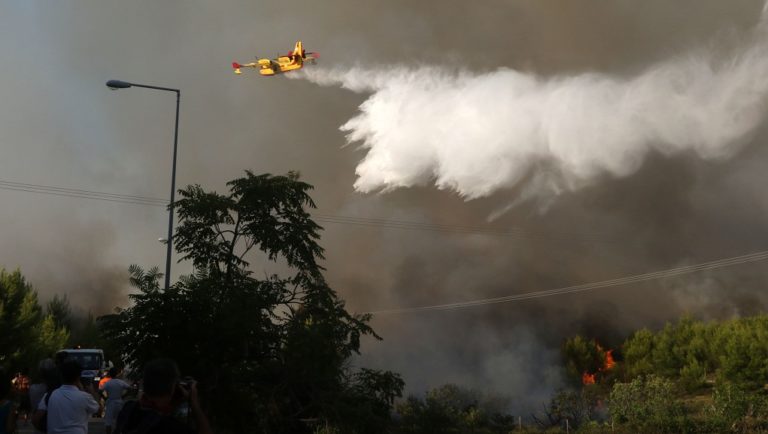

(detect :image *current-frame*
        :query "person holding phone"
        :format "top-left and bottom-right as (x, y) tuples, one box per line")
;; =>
(38, 360), (100, 434)
(114, 359), (212, 434)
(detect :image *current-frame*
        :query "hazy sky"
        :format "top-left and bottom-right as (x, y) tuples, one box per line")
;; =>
(2, 0), (768, 411)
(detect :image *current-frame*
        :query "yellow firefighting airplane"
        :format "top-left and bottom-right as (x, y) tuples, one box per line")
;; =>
(232, 41), (318, 76)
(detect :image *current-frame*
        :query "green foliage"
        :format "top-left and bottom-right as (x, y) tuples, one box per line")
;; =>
(396, 394), (452, 433)
(0, 269), (69, 371)
(40, 294), (116, 367)
(700, 381), (768, 432)
(395, 384), (516, 434)
(313, 425), (341, 434)
(563, 336), (606, 384)
(619, 315), (768, 390)
(679, 358), (707, 392)
(561, 316), (768, 432)
(332, 368), (405, 433)
(46, 294), (72, 331)
(623, 316), (715, 385)
(706, 382), (751, 431)
(609, 375), (688, 433)
(622, 328), (655, 378)
(532, 389), (598, 431)
(714, 317), (768, 387)
(0, 269), (42, 368)
(100, 172), (402, 434)
(34, 314), (69, 364)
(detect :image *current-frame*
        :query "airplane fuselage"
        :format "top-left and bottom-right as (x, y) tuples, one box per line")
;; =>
(258, 55), (303, 76)
(233, 41), (316, 76)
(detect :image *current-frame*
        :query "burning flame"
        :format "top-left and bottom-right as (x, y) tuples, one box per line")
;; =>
(582, 344), (614, 385)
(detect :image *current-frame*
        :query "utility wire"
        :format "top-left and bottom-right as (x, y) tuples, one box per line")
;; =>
(0, 180), (167, 206)
(0, 178), (612, 244)
(365, 250), (768, 315)
(0, 180), (167, 203)
(6, 178), (762, 314)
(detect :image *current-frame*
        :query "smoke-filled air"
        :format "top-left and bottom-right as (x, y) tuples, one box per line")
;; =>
(299, 12), (768, 203)
(5, 0), (768, 432)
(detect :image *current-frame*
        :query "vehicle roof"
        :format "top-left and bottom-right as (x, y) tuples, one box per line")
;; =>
(56, 349), (104, 354)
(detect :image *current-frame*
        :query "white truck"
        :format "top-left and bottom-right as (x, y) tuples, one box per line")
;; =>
(55, 348), (110, 386)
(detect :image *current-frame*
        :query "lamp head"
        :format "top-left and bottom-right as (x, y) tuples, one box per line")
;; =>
(106, 80), (132, 90)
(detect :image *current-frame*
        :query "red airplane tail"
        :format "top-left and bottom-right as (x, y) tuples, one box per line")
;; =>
(232, 62), (243, 74)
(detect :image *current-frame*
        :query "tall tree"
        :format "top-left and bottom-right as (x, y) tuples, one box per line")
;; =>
(0, 269), (42, 369)
(101, 171), (402, 433)
(563, 335), (606, 384)
(0, 269), (68, 371)
(46, 294), (72, 331)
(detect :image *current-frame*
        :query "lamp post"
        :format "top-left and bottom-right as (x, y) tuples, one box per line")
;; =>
(106, 79), (180, 291)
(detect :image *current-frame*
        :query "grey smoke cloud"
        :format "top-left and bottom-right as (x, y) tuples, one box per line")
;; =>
(2, 0), (768, 413)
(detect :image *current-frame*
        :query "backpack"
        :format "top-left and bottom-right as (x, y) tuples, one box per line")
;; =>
(31, 391), (54, 433)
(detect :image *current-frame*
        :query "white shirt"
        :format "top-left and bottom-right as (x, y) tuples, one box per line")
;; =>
(39, 385), (99, 434)
(100, 378), (130, 403)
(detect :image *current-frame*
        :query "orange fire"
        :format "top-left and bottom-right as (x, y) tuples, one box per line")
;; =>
(582, 344), (614, 385)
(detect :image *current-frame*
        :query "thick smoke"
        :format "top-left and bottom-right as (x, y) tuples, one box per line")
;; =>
(299, 13), (768, 203)
(296, 2), (768, 413)
(3, 0), (768, 417)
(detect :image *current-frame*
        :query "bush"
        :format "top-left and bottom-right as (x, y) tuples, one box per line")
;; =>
(395, 384), (516, 434)
(700, 381), (768, 432)
(679, 359), (707, 392)
(532, 389), (598, 431)
(609, 375), (688, 433)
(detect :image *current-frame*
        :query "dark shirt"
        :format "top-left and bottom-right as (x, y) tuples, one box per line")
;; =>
(115, 400), (194, 434)
(0, 400), (12, 434)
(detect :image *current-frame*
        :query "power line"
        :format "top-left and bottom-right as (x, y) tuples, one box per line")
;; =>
(7, 178), (761, 314)
(0, 178), (613, 244)
(365, 250), (768, 315)
(0, 180), (167, 203)
(0, 180), (167, 207)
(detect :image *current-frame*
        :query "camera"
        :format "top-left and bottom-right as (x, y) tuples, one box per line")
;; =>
(178, 376), (195, 388)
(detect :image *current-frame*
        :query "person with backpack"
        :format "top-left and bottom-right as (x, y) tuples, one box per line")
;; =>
(29, 359), (59, 434)
(114, 359), (212, 434)
(36, 360), (100, 434)
(29, 359), (56, 425)
(31, 361), (62, 433)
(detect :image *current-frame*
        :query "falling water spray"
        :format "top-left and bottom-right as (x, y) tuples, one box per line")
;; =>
(297, 6), (768, 204)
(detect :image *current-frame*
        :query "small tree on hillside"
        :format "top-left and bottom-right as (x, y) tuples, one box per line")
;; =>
(609, 375), (688, 433)
(563, 335), (607, 384)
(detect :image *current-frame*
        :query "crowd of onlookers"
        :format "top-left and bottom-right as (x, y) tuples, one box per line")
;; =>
(0, 358), (211, 434)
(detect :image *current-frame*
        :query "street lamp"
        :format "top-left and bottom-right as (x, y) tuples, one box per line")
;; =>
(106, 79), (180, 291)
